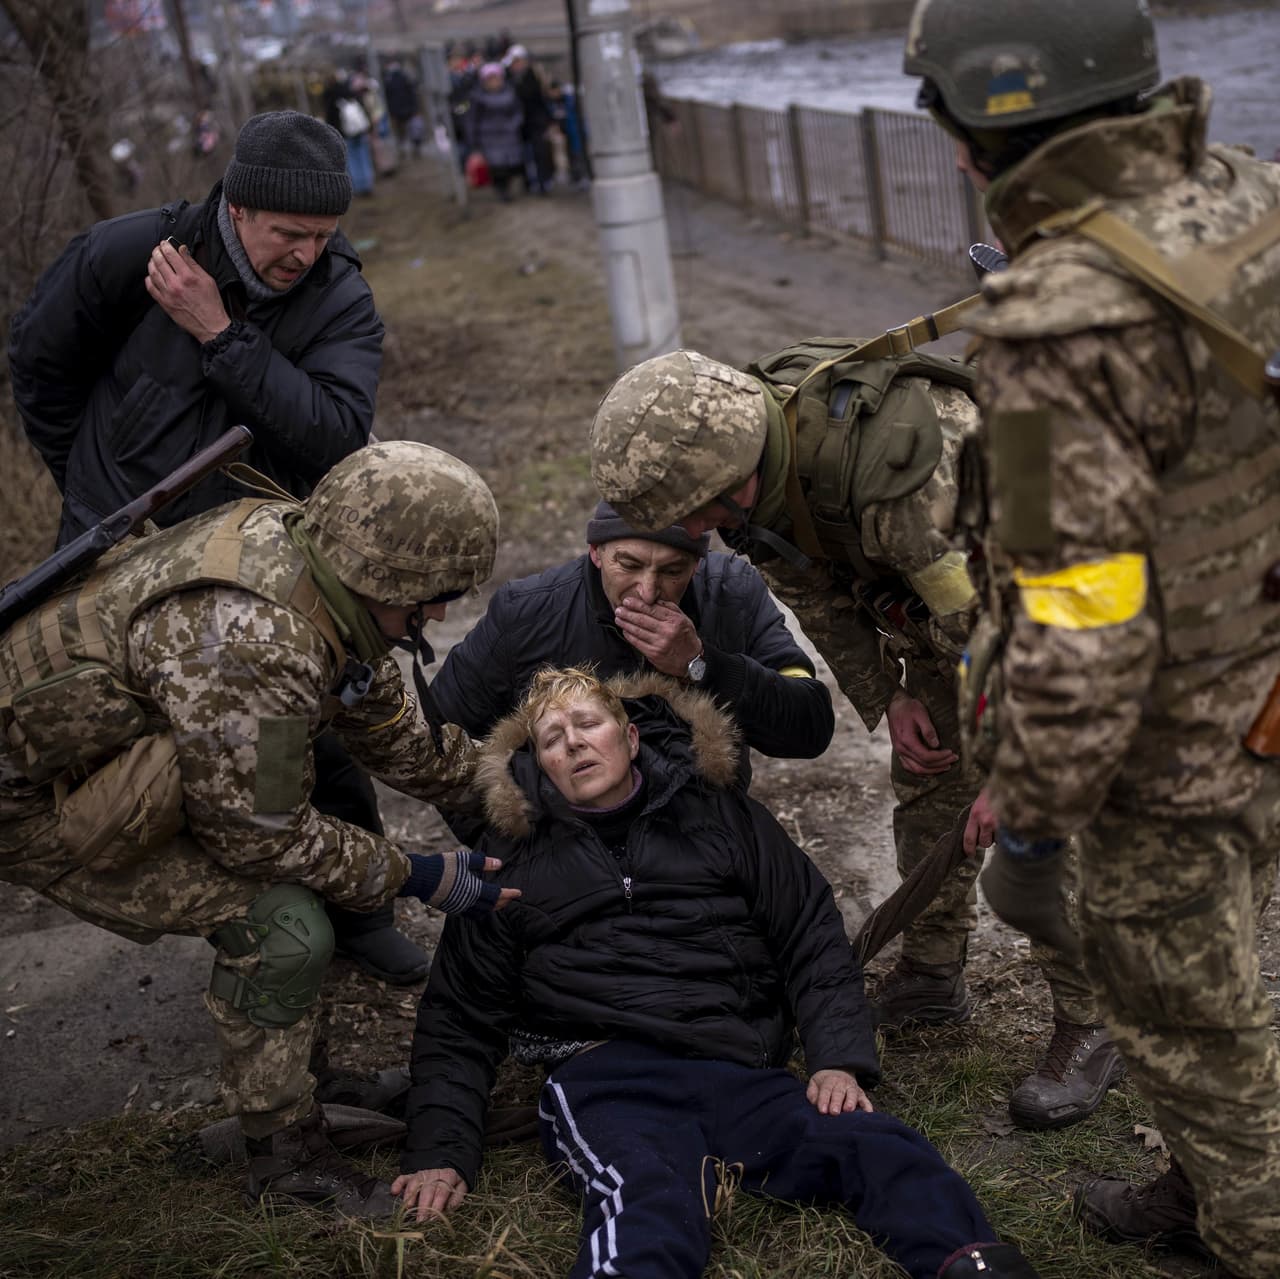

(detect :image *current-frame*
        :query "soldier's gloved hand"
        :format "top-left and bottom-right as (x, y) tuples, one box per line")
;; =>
(979, 830), (1080, 961)
(398, 850), (521, 918)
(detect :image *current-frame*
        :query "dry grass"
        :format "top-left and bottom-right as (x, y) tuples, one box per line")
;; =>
(0, 1023), (1189, 1279)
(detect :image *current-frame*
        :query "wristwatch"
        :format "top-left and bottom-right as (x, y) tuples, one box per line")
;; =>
(686, 647), (707, 683)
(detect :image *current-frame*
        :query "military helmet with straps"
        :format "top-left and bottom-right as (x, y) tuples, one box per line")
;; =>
(589, 349), (768, 531)
(903, 0), (1159, 132)
(302, 441), (498, 607)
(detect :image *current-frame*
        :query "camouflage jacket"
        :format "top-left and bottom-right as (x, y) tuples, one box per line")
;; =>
(964, 78), (1280, 835)
(753, 386), (979, 730)
(0, 501), (476, 906)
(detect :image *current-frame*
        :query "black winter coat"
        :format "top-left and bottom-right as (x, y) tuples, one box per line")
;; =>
(429, 551), (834, 758)
(9, 181), (383, 543)
(511, 67), (552, 140)
(402, 675), (879, 1184)
(383, 67), (419, 121)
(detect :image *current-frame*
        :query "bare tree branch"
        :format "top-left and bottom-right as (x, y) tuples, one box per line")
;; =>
(0, 0), (115, 220)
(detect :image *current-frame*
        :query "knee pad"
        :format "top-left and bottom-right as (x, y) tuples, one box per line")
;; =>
(209, 885), (334, 1029)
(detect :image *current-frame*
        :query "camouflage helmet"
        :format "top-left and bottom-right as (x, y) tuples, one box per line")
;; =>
(903, 0), (1159, 131)
(302, 441), (498, 605)
(588, 349), (768, 531)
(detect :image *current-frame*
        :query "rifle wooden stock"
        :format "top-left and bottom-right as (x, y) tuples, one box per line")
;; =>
(1245, 673), (1280, 759)
(0, 425), (253, 635)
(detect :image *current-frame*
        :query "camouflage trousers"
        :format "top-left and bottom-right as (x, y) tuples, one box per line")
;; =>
(1078, 771), (1280, 1279)
(0, 783), (318, 1140)
(892, 661), (1097, 1022)
(761, 566), (1094, 1018)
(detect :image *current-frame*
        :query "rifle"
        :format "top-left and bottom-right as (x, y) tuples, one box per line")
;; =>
(0, 425), (253, 635)
(969, 242), (1009, 279)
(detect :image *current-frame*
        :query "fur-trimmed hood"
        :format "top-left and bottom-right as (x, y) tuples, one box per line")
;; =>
(476, 672), (741, 838)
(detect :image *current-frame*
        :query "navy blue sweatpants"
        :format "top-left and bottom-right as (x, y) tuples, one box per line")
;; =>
(538, 1042), (993, 1279)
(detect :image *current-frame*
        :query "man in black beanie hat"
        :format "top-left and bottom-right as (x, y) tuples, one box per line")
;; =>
(9, 111), (432, 988)
(431, 498), (835, 838)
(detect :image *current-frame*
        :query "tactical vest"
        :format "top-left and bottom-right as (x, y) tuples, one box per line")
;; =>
(0, 499), (343, 783)
(747, 343), (977, 582)
(989, 145), (1280, 667)
(1099, 155), (1280, 665)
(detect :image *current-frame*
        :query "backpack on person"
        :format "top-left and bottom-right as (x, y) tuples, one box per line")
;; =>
(745, 339), (977, 571)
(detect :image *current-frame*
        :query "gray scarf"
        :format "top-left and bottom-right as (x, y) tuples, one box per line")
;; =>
(217, 194), (312, 303)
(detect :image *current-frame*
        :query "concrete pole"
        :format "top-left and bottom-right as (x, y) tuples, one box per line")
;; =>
(569, 0), (681, 371)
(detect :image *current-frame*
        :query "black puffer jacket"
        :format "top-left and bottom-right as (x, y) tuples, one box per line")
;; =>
(430, 551), (833, 758)
(402, 674), (879, 1184)
(9, 181), (383, 543)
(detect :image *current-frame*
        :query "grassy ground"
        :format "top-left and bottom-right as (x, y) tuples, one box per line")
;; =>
(0, 1022), (1176, 1279)
(0, 161), (1229, 1278)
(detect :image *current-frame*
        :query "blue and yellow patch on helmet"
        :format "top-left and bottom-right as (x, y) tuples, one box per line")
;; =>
(985, 70), (1035, 117)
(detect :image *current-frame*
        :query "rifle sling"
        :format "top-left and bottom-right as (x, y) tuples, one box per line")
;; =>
(1038, 202), (1278, 400)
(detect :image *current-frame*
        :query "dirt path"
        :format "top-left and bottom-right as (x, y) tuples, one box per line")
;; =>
(2, 162), (1276, 1190)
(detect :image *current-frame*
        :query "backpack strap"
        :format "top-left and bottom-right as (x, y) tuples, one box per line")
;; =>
(787, 293), (982, 404)
(1038, 199), (1280, 400)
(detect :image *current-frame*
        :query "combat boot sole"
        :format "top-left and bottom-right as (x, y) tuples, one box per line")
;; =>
(244, 1165), (398, 1219)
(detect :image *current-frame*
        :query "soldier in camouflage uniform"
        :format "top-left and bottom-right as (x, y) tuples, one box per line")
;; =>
(588, 348), (1116, 1131)
(0, 441), (518, 1216)
(906, 1), (1280, 1274)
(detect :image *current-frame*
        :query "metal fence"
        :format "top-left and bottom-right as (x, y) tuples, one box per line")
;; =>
(654, 95), (988, 273)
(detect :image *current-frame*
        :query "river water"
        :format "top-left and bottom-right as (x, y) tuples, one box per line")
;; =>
(655, 7), (1279, 158)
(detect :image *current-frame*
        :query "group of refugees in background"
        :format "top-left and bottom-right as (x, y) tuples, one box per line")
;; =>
(449, 38), (587, 201)
(321, 64), (423, 199)
(312, 37), (586, 206)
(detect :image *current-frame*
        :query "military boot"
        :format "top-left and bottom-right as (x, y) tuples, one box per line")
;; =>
(939, 1242), (1042, 1278)
(871, 959), (970, 1030)
(1008, 1020), (1125, 1129)
(1074, 1161), (1217, 1262)
(334, 924), (431, 985)
(244, 1105), (397, 1217)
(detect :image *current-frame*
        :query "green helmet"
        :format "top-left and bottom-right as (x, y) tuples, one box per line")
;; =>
(302, 441), (498, 605)
(903, 0), (1159, 131)
(588, 349), (768, 531)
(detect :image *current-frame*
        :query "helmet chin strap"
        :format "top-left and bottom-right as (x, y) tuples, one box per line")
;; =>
(401, 606), (446, 749)
(715, 491), (812, 571)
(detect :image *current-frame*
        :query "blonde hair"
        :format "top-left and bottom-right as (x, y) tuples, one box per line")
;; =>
(517, 665), (630, 742)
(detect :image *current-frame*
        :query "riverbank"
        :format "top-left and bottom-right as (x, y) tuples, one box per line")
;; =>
(656, 7), (1278, 158)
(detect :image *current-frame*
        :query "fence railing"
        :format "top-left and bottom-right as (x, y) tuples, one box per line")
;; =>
(654, 95), (989, 273)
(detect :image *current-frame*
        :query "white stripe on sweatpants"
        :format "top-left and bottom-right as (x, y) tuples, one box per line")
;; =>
(547, 1081), (626, 1278)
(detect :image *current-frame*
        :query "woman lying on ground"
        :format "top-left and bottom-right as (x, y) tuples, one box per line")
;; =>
(393, 665), (1040, 1279)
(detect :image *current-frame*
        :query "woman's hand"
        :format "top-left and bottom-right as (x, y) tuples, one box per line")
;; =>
(390, 1167), (469, 1220)
(806, 1069), (874, 1116)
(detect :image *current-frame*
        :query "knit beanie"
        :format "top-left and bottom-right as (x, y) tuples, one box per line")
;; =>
(586, 500), (710, 558)
(223, 111), (351, 216)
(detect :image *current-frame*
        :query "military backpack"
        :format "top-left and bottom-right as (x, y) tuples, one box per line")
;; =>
(746, 340), (977, 582)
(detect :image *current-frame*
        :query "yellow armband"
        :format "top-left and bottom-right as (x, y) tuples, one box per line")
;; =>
(907, 550), (978, 617)
(1014, 554), (1147, 630)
